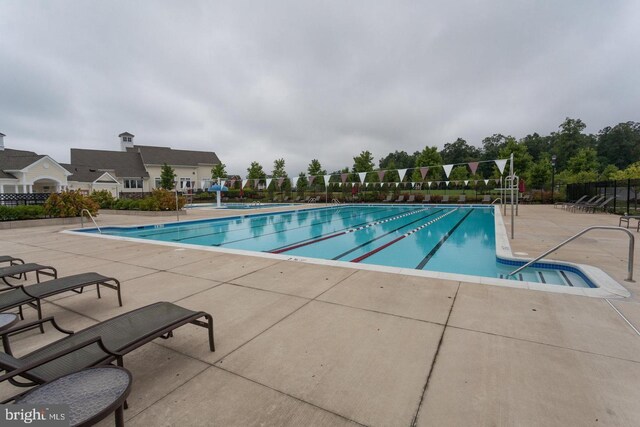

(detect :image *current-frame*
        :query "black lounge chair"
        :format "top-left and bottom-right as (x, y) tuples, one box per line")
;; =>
(0, 272), (122, 331)
(0, 263), (57, 286)
(406, 195), (415, 203)
(0, 302), (215, 387)
(0, 256), (24, 266)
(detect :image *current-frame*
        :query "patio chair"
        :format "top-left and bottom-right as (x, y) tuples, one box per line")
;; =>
(422, 195), (431, 204)
(0, 301), (215, 387)
(573, 195), (605, 212)
(0, 272), (122, 331)
(394, 195), (405, 203)
(458, 195), (466, 203)
(520, 194), (531, 204)
(383, 194), (394, 203)
(585, 196), (614, 213)
(619, 214), (640, 230)
(481, 195), (491, 204)
(0, 263), (57, 286)
(293, 196), (302, 202)
(441, 195), (450, 203)
(0, 256), (24, 266)
(568, 195), (602, 212)
(282, 196), (289, 202)
(406, 195), (415, 203)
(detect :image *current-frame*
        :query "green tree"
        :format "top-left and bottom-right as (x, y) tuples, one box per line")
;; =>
(353, 151), (375, 172)
(551, 117), (595, 170)
(411, 146), (443, 181)
(246, 161), (267, 179)
(599, 164), (619, 181)
(613, 161), (640, 180)
(296, 172), (308, 194)
(441, 138), (480, 164)
(272, 158), (288, 178)
(307, 159), (326, 176)
(497, 137), (533, 179)
(566, 147), (599, 175)
(160, 163), (176, 190)
(528, 154), (552, 189)
(596, 122), (640, 170)
(378, 150), (416, 169)
(211, 163), (227, 181)
(520, 133), (551, 162)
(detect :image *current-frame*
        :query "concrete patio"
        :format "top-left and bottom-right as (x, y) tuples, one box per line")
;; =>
(0, 204), (639, 426)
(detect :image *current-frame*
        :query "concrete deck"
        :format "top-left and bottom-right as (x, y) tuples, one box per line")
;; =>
(1, 204), (639, 426)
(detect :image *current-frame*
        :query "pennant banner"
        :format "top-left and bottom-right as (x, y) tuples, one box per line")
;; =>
(242, 179), (249, 188)
(323, 175), (331, 186)
(397, 168), (408, 182)
(495, 178), (501, 184)
(277, 177), (285, 187)
(358, 172), (367, 183)
(338, 182), (342, 187)
(464, 180), (469, 186)
(484, 179), (489, 185)
(427, 181), (432, 188)
(442, 164), (454, 178)
(290, 177), (296, 189)
(445, 181), (450, 186)
(365, 182), (370, 187)
(308, 175), (315, 186)
(254, 179), (260, 187)
(340, 173), (348, 184)
(468, 161), (479, 175)
(495, 159), (508, 174)
(420, 167), (429, 180)
(377, 170), (386, 181)
(265, 178), (273, 189)
(395, 182), (400, 187)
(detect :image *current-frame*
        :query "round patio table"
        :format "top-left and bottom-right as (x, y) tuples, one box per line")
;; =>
(0, 312), (18, 332)
(15, 366), (132, 427)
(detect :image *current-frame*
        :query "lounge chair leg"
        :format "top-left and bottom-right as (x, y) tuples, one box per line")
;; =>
(18, 305), (24, 320)
(206, 314), (215, 352)
(96, 284), (101, 299)
(115, 279), (122, 306)
(37, 301), (44, 334)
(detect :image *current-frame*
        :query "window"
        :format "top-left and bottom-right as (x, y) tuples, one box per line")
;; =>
(154, 178), (162, 188)
(124, 179), (143, 189)
(180, 178), (193, 189)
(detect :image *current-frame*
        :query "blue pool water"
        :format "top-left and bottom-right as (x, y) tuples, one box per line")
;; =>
(78, 205), (593, 287)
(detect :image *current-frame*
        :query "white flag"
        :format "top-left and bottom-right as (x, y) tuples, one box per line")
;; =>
(395, 182), (399, 187)
(442, 164), (454, 178)
(484, 179), (489, 185)
(242, 179), (249, 188)
(323, 175), (331, 186)
(495, 159), (508, 174)
(445, 181), (450, 186)
(464, 180), (469, 186)
(427, 181), (432, 188)
(265, 178), (272, 189)
(397, 168), (408, 182)
(290, 177), (296, 189)
(365, 182), (370, 187)
(358, 172), (367, 183)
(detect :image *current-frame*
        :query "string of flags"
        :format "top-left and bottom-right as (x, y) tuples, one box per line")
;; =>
(224, 158), (510, 190)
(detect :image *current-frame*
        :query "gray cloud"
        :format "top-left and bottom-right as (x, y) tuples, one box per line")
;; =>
(1, 0), (638, 175)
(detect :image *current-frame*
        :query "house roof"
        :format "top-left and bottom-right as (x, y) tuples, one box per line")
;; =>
(0, 148), (45, 173)
(118, 132), (135, 137)
(61, 164), (117, 183)
(127, 145), (220, 166)
(70, 149), (149, 178)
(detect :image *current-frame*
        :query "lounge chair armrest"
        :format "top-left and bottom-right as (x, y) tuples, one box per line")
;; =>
(0, 284), (27, 294)
(0, 335), (119, 384)
(1, 316), (74, 341)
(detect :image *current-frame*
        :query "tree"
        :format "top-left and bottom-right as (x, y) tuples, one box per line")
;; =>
(498, 137), (533, 180)
(272, 158), (288, 178)
(566, 147), (599, 175)
(551, 117), (595, 170)
(246, 161), (266, 179)
(411, 146), (443, 181)
(528, 154), (552, 189)
(296, 172), (308, 194)
(160, 163), (176, 190)
(520, 133), (551, 162)
(599, 164), (619, 181)
(307, 159), (326, 177)
(211, 163), (227, 181)
(378, 151), (416, 169)
(441, 138), (480, 165)
(597, 122), (640, 170)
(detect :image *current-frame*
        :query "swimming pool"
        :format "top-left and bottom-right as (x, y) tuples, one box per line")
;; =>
(76, 205), (598, 288)
(186, 203), (298, 210)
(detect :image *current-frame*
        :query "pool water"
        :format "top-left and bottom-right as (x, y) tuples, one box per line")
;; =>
(187, 203), (297, 209)
(79, 205), (593, 288)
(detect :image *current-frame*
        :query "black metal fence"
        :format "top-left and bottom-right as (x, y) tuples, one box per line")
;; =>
(0, 193), (50, 206)
(566, 179), (639, 214)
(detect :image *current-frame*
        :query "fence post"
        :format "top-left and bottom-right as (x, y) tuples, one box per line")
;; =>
(613, 180), (617, 213)
(627, 179), (631, 214)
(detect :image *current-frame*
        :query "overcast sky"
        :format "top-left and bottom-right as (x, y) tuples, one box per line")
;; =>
(1, 1), (639, 175)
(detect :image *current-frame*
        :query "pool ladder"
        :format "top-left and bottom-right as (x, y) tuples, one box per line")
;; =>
(80, 209), (102, 234)
(507, 226), (635, 282)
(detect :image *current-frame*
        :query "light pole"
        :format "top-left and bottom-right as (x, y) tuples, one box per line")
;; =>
(551, 155), (557, 204)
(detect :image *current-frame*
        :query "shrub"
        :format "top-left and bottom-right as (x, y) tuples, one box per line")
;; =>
(89, 190), (116, 209)
(0, 205), (46, 221)
(151, 189), (186, 210)
(44, 191), (99, 218)
(113, 199), (140, 210)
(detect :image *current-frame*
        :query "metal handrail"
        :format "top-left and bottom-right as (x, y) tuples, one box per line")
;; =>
(508, 226), (635, 282)
(491, 198), (502, 205)
(80, 209), (102, 234)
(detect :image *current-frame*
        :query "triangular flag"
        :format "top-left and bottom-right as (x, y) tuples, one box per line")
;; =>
(338, 182), (342, 187)
(495, 179), (500, 184)
(446, 181), (450, 186)
(420, 167), (429, 180)
(495, 159), (508, 174)
(395, 182), (399, 187)
(464, 180), (469, 186)
(484, 179), (489, 185)
(427, 181), (432, 188)
(291, 177), (296, 189)
(397, 168), (408, 182)
(277, 177), (285, 187)
(358, 172), (367, 183)
(254, 179), (260, 187)
(377, 170), (385, 181)
(468, 162), (479, 175)
(323, 175), (331, 186)
(365, 182), (370, 187)
(265, 178), (273, 189)
(242, 179), (249, 188)
(442, 164), (454, 178)
(308, 176), (315, 185)
(340, 173), (348, 184)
